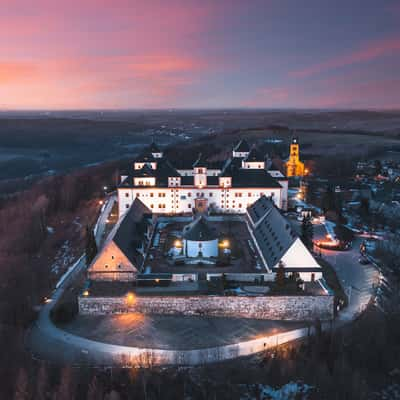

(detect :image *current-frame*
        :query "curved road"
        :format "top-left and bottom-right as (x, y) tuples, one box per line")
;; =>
(313, 224), (379, 321)
(28, 205), (378, 366)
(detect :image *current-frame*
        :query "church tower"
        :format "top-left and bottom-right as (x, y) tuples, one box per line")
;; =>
(285, 137), (305, 177)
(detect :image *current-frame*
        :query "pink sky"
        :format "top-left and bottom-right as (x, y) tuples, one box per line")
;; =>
(1, 0), (400, 109)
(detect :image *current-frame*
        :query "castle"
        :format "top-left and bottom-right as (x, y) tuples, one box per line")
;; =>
(117, 139), (289, 217)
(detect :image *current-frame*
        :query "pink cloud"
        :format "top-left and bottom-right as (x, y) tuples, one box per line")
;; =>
(0, 62), (39, 84)
(290, 37), (400, 78)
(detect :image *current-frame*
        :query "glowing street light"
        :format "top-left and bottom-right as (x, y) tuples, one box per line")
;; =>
(99, 200), (104, 205)
(82, 290), (89, 297)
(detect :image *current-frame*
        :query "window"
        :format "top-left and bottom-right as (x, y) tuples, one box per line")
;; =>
(125, 204), (130, 209)
(150, 193), (154, 197)
(150, 204), (154, 208)
(136, 193), (140, 197)
(238, 203), (242, 208)
(111, 255), (114, 259)
(248, 193), (252, 197)
(188, 204), (192, 208)
(125, 193), (129, 197)
(105, 264), (108, 269)
(209, 193), (213, 197)
(188, 192), (191, 197)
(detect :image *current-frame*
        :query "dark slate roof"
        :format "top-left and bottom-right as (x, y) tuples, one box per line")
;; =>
(149, 141), (161, 153)
(234, 139), (250, 153)
(111, 198), (152, 265)
(245, 147), (265, 162)
(132, 164), (155, 178)
(207, 160), (225, 170)
(119, 157), (180, 188)
(181, 175), (194, 186)
(220, 158), (282, 188)
(247, 194), (275, 225)
(183, 216), (218, 241)
(135, 149), (155, 163)
(248, 196), (298, 268)
(231, 169), (282, 188)
(193, 153), (208, 168)
(207, 176), (219, 186)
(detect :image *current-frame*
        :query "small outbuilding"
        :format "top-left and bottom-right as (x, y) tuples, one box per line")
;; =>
(182, 216), (218, 258)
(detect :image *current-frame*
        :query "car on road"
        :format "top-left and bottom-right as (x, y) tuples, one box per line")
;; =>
(358, 257), (370, 265)
(314, 240), (352, 251)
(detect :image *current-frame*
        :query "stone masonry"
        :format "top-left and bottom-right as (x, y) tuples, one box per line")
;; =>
(79, 294), (334, 321)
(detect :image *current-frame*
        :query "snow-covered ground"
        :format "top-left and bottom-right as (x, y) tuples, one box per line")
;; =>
(240, 382), (313, 400)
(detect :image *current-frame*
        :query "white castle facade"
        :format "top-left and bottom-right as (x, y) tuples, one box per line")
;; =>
(118, 140), (288, 216)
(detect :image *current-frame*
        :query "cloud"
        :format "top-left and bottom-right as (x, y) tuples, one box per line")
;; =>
(0, 62), (39, 83)
(290, 37), (400, 78)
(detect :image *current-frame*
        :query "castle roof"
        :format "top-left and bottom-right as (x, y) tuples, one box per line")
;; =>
(233, 139), (250, 153)
(245, 147), (265, 162)
(193, 153), (208, 168)
(135, 149), (155, 163)
(183, 216), (218, 241)
(149, 141), (161, 153)
(120, 157), (180, 188)
(247, 196), (297, 268)
(96, 198), (152, 267)
(221, 160), (281, 188)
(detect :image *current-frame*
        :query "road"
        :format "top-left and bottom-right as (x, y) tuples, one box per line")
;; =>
(313, 224), (379, 321)
(28, 194), (116, 364)
(28, 204), (379, 366)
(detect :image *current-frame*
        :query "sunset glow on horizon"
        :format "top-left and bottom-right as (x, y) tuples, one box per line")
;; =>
(1, 0), (400, 110)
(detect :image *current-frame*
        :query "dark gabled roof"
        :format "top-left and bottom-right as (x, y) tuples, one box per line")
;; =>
(207, 160), (225, 170)
(156, 158), (180, 182)
(245, 147), (265, 162)
(193, 153), (208, 168)
(231, 169), (282, 188)
(183, 216), (218, 241)
(181, 175), (194, 186)
(132, 164), (156, 178)
(149, 141), (161, 153)
(111, 198), (152, 265)
(135, 149), (155, 163)
(119, 157), (180, 188)
(247, 194), (275, 225)
(234, 139), (250, 153)
(207, 176), (219, 186)
(248, 196), (298, 268)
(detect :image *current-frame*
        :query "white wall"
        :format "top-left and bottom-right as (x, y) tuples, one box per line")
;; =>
(118, 187), (282, 217)
(185, 239), (218, 257)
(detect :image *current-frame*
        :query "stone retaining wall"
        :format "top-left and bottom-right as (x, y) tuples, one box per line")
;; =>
(79, 294), (334, 321)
